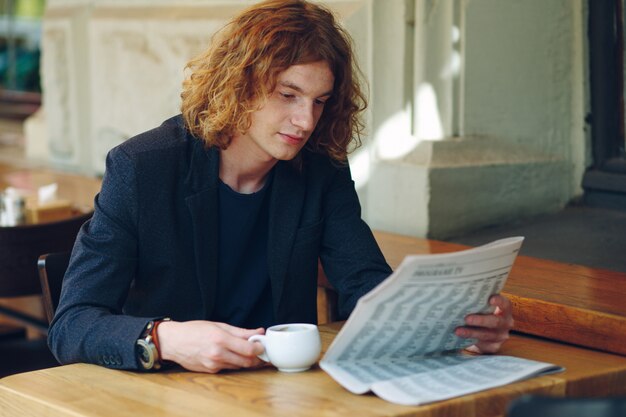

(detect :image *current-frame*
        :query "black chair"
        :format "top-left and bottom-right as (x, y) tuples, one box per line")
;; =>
(0, 250), (74, 377)
(0, 212), (90, 377)
(317, 261), (338, 324)
(508, 395), (626, 417)
(37, 252), (71, 323)
(0, 211), (91, 331)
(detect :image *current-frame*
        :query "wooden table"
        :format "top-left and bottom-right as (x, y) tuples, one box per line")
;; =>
(0, 162), (101, 211)
(0, 322), (625, 417)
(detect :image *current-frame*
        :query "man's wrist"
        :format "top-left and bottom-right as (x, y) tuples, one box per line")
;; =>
(155, 320), (176, 363)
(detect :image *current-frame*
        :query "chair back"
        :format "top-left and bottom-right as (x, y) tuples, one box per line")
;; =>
(37, 252), (71, 323)
(0, 211), (90, 297)
(508, 396), (626, 417)
(317, 261), (338, 324)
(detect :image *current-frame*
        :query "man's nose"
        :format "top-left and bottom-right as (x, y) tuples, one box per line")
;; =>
(291, 103), (316, 131)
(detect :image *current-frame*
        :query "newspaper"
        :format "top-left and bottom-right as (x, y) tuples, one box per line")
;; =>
(320, 236), (562, 406)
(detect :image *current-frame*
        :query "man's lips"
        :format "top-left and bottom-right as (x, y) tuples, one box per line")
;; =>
(279, 133), (305, 145)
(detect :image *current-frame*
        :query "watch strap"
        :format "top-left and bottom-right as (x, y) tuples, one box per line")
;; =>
(151, 318), (169, 364)
(137, 317), (171, 371)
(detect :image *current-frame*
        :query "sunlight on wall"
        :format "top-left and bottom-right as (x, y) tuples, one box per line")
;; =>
(350, 146), (371, 191)
(415, 83), (444, 140)
(370, 80), (446, 170)
(374, 110), (419, 160)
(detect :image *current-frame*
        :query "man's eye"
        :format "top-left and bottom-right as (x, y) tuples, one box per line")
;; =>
(281, 93), (294, 99)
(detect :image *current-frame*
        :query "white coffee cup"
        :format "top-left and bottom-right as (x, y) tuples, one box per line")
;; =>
(248, 323), (321, 372)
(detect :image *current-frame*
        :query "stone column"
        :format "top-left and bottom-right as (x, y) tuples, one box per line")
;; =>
(366, 0), (587, 239)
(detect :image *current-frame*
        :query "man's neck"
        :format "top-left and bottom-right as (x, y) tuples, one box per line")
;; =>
(219, 141), (277, 194)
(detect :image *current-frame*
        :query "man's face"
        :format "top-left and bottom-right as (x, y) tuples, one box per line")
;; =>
(236, 60), (334, 163)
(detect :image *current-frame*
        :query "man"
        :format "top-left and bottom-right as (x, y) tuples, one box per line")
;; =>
(49, 0), (513, 374)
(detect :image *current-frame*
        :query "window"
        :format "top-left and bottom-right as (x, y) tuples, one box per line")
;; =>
(0, 0), (44, 119)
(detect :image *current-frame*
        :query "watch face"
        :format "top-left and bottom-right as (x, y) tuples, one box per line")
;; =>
(136, 339), (155, 370)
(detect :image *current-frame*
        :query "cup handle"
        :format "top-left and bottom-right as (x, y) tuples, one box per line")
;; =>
(248, 335), (269, 362)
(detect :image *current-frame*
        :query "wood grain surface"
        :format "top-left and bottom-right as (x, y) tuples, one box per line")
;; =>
(1, 323), (626, 417)
(370, 231), (626, 356)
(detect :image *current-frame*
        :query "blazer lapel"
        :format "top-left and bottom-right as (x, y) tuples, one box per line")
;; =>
(268, 161), (305, 318)
(185, 143), (220, 319)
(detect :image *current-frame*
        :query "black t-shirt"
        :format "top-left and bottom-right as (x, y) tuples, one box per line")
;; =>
(212, 175), (275, 329)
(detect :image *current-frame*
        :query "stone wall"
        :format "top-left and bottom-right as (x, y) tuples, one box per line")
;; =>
(37, 0), (372, 175)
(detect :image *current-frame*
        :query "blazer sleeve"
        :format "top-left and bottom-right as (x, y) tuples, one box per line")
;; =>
(48, 146), (157, 370)
(319, 163), (392, 318)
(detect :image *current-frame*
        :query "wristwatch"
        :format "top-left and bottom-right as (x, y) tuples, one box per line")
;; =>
(135, 318), (170, 371)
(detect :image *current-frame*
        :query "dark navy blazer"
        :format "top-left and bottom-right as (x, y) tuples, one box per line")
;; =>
(48, 115), (391, 370)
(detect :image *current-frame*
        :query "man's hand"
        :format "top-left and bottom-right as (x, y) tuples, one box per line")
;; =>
(455, 294), (514, 354)
(157, 320), (265, 373)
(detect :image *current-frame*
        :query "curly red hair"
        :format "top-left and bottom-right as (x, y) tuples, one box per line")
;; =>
(180, 0), (367, 162)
